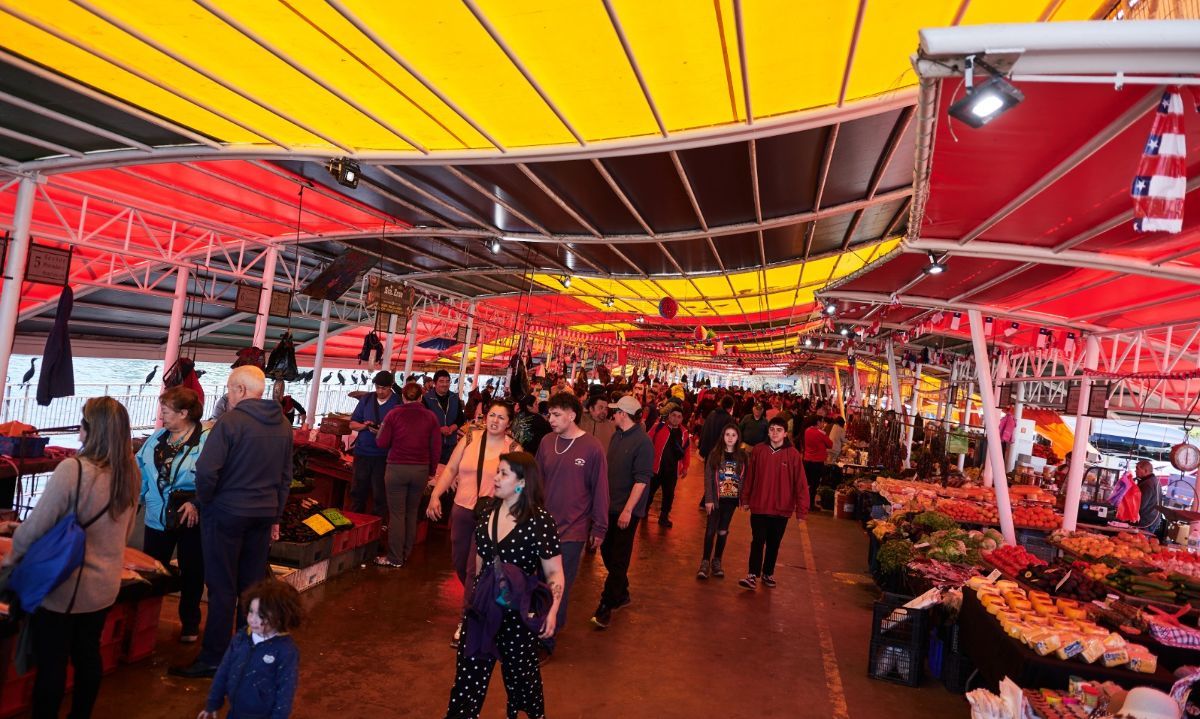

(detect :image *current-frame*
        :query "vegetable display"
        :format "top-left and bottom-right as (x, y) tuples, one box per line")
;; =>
(985, 545), (1047, 576)
(877, 539), (916, 574)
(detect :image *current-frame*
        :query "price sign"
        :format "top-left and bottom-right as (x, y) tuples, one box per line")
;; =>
(1086, 380), (1110, 420)
(24, 243), (71, 286)
(268, 290), (292, 318)
(999, 382), (1015, 408)
(947, 431), (969, 455)
(234, 283), (262, 313)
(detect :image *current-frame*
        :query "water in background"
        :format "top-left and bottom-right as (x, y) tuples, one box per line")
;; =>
(3, 353), (500, 432)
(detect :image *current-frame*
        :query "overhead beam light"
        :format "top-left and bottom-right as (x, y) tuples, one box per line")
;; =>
(839, 327), (850, 336)
(824, 302), (837, 315)
(487, 238), (501, 254)
(603, 296), (616, 308)
(558, 275), (572, 289)
(326, 157), (360, 189)
(804, 337), (813, 347)
(924, 251), (946, 275)
(947, 56), (1023, 129)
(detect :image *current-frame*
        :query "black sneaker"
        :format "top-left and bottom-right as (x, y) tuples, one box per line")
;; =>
(180, 626), (200, 644)
(711, 559), (725, 578)
(696, 560), (710, 580)
(167, 660), (218, 679)
(762, 575), (777, 588)
(612, 594), (632, 611)
(738, 575), (758, 590)
(658, 517), (673, 528)
(591, 602), (612, 629)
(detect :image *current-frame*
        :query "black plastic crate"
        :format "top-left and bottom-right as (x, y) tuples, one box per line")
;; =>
(871, 592), (928, 647)
(268, 535), (333, 568)
(869, 639), (923, 687)
(1017, 530), (1058, 564)
(937, 621), (962, 656)
(941, 653), (976, 693)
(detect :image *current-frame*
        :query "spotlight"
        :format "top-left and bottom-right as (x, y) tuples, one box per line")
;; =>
(326, 157), (361, 189)
(559, 275), (572, 289)
(804, 338), (813, 348)
(824, 303), (837, 316)
(635, 315), (645, 324)
(603, 297), (615, 308)
(839, 327), (850, 337)
(487, 238), (501, 254)
(924, 251), (945, 275)
(947, 57), (1023, 129)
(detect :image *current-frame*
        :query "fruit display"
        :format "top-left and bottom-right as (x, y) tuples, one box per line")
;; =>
(985, 544), (1048, 575)
(1147, 548), (1200, 580)
(1050, 530), (1155, 563)
(967, 579), (1158, 671)
(1023, 688), (1095, 719)
(1081, 562), (1116, 583)
(1013, 562), (1110, 602)
(936, 498), (998, 524)
(1011, 505), (1060, 530)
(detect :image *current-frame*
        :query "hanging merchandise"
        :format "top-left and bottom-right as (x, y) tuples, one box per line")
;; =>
(984, 317), (995, 336)
(506, 350), (530, 401)
(358, 330), (384, 368)
(36, 286), (75, 407)
(1132, 88), (1191, 233)
(232, 345), (266, 371)
(1060, 331), (1078, 356)
(1037, 328), (1052, 349)
(950, 312), (962, 331)
(266, 330), (300, 382)
(1004, 321), (1020, 338)
(659, 296), (679, 319)
(693, 325), (707, 342)
(164, 357), (205, 406)
(713, 339), (724, 356)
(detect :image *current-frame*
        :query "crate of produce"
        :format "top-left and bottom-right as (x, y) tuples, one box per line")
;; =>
(868, 639), (923, 687)
(332, 526), (357, 555)
(0, 436), (49, 459)
(341, 511), (382, 549)
(268, 535), (333, 568)
(870, 592), (928, 649)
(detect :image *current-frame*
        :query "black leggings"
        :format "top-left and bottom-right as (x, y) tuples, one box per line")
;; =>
(804, 461), (825, 507)
(748, 514), (789, 577)
(32, 606), (109, 719)
(702, 499), (739, 561)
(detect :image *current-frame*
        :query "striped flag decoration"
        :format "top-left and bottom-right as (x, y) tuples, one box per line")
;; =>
(1132, 89), (1188, 233)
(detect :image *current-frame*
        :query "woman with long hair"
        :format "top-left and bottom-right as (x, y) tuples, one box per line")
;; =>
(428, 399), (519, 646)
(445, 452), (564, 719)
(697, 424), (749, 580)
(3, 397), (139, 719)
(135, 386), (208, 643)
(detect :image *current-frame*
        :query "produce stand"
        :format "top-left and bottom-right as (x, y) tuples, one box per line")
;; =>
(958, 591), (1176, 692)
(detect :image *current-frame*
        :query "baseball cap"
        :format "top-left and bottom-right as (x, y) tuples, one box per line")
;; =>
(612, 395), (642, 416)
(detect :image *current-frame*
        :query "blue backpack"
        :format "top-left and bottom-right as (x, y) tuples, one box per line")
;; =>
(9, 459), (112, 613)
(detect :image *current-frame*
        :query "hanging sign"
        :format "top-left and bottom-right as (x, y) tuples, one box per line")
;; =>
(234, 283), (262, 313)
(24, 242), (72, 286)
(367, 276), (415, 319)
(947, 431), (969, 455)
(1065, 382), (1083, 415)
(999, 381), (1016, 408)
(1087, 381), (1110, 420)
(268, 290), (292, 318)
(455, 324), (469, 344)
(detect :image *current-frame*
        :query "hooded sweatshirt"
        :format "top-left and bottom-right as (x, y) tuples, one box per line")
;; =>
(741, 439), (809, 520)
(195, 399), (294, 522)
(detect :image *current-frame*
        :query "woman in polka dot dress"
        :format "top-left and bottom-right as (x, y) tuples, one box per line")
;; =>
(445, 452), (564, 719)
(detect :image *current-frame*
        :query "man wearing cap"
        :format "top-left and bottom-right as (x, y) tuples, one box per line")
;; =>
(348, 371), (400, 523)
(590, 395), (653, 629)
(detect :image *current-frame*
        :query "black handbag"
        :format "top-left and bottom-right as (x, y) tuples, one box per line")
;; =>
(164, 490), (196, 532)
(473, 429), (491, 515)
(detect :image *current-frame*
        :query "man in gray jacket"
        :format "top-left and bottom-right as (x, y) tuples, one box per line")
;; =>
(591, 394), (654, 630)
(171, 366), (293, 678)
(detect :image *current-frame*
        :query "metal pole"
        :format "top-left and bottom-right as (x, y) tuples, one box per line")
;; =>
(885, 340), (902, 411)
(381, 312), (398, 372)
(958, 381), (974, 471)
(472, 332), (484, 393)
(983, 355), (1009, 486)
(0, 177), (36, 423)
(402, 311), (419, 377)
(834, 366), (846, 418)
(457, 302), (475, 400)
(905, 363), (923, 463)
(252, 246), (278, 349)
(968, 310), (1017, 546)
(304, 300), (331, 427)
(157, 265), (190, 428)
(1063, 335), (1101, 532)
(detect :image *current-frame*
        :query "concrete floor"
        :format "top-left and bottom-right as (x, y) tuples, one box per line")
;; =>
(83, 463), (967, 719)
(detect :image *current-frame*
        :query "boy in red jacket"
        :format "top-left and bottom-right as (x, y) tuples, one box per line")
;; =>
(738, 417), (808, 590)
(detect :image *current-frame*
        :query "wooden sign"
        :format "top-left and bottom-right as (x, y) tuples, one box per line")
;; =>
(367, 276), (414, 318)
(24, 243), (71, 286)
(1086, 381), (1110, 420)
(268, 290), (292, 318)
(455, 324), (469, 344)
(234, 283), (261, 313)
(1065, 382), (1082, 415)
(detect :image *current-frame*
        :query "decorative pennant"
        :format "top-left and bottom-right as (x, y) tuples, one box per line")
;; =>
(1132, 89), (1190, 234)
(984, 317), (994, 337)
(950, 312), (962, 331)
(1004, 321), (1020, 338)
(1036, 328), (1051, 349)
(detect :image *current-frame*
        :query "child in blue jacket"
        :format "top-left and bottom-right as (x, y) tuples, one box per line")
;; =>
(200, 580), (302, 719)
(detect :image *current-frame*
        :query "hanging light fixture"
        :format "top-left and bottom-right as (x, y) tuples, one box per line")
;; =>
(559, 275), (572, 289)
(924, 251), (946, 275)
(603, 296), (616, 308)
(326, 157), (360, 189)
(824, 302), (837, 316)
(947, 56), (1024, 129)
(839, 326), (850, 337)
(804, 337), (813, 348)
(487, 237), (502, 254)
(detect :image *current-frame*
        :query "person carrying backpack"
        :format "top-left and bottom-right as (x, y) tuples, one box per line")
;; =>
(1, 397), (139, 719)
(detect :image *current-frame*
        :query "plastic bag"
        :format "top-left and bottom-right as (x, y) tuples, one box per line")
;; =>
(265, 332), (298, 381)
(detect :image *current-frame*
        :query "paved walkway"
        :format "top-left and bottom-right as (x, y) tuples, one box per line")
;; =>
(90, 462), (967, 718)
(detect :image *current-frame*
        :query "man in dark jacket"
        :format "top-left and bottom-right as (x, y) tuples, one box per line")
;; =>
(699, 396), (735, 459)
(348, 371), (399, 521)
(739, 403), (769, 447)
(591, 395), (654, 630)
(173, 366), (293, 678)
(424, 369), (464, 464)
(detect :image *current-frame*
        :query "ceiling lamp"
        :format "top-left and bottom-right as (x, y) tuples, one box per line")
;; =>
(603, 297), (616, 308)
(824, 302), (837, 316)
(947, 57), (1023, 129)
(804, 337), (813, 347)
(634, 315), (645, 324)
(559, 275), (572, 289)
(487, 237), (501, 254)
(326, 157), (360, 189)
(839, 327), (850, 337)
(924, 251), (946, 275)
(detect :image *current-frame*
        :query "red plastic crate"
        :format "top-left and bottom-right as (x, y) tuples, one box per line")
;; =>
(340, 511), (382, 549)
(102, 602), (130, 645)
(100, 640), (122, 674)
(332, 529), (356, 555)
(0, 673), (32, 719)
(130, 596), (163, 633)
(123, 626), (157, 664)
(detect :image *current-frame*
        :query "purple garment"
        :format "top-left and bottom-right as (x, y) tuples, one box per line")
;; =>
(535, 432), (609, 543)
(465, 560), (553, 661)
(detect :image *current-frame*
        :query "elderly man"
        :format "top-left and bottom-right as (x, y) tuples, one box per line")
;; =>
(171, 366), (293, 678)
(579, 392), (616, 451)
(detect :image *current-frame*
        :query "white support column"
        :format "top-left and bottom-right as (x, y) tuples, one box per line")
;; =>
(457, 302), (475, 400)
(905, 363), (923, 463)
(885, 341), (902, 411)
(381, 313), (398, 372)
(983, 356), (1009, 485)
(304, 300), (331, 427)
(834, 367), (846, 418)
(402, 311), (419, 377)
(156, 265), (191, 428)
(851, 367), (862, 408)
(0, 177), (36, 421)
(958, 382), (974, 472)
(968, 310), (1017, 546)
(252, 246), (278, 349)
(472, 333), (484, 392)
(1063, 335), (1101, 532)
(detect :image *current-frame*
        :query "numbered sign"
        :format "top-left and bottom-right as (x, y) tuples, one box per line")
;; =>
(234, 283), (262, 313)
(24, 243), (72, 286)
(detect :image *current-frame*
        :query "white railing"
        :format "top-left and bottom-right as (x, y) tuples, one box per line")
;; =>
(0, 383), (361, 432)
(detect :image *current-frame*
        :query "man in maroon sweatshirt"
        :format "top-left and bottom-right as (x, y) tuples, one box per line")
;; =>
(738, 416), (808, 590)
(373, 382), (441, 567)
